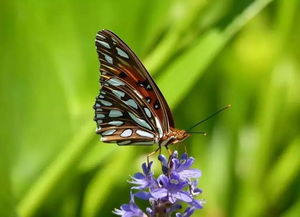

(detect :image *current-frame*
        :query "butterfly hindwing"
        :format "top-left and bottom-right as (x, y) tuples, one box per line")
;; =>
(94, 30), (175, 145)
(94, 77), (156, 145)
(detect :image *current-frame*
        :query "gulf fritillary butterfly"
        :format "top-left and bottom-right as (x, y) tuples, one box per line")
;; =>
(93, 29), (189, 152)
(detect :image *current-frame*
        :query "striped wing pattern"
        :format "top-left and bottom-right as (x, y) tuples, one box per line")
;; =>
(93, 30), (174, 146)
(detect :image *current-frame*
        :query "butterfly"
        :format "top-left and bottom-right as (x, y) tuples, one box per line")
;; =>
(93, 29), (191, 153)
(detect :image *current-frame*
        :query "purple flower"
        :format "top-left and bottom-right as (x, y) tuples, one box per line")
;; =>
(113, 192), (147, 217)
(176, 207), (196, 217)
(114, 151), (204, 217)
(151, 173), (191, 203)
(129, 161), (157, 190)
(160, 151), (201, 180)
(190, 180), (202, 196)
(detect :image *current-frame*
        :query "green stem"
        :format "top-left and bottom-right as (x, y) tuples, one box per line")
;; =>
(224, 0), (274, 38)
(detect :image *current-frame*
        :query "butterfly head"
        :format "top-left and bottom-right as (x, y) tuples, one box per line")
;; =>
(167, 128), (190, 145)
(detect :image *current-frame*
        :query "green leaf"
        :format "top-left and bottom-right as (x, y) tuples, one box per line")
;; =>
(17, 122), (95, 217)
(266, 137), (300, 203)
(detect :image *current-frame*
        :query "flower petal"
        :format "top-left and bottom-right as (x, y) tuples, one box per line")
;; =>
(151, 188), (168, 199)
(113, 197), (147, 217)
(172, 151), (178, 158)
(135, 191), (152, 200)
(171, 158), (180, 170)
(192, 187), (202, 195)
(169, 172), (181, 181)
(178, 157), (194, 171)
(179, 169), (201, 179)
(157, 174), (169, 187)
(112, 208), (124, 215)
(158, 154), (169, 174)
(133, 172), (145, 179)
(169, 194), (177, 203)
(121, 204), (131, 212)
(182, 207), (195, 217)
(142, 162), (152, 175)
(174, 191), (193, 203)
(181, 153), (188, 161)
(188, 199), (204, 209)
(158, 154), (168, 166)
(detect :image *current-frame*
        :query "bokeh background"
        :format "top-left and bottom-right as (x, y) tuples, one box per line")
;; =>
(1, 0), (299, 217)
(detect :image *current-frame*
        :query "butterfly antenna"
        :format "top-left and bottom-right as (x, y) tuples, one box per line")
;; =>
(188, 131), (207, 136)
(187, 104), (231, 131)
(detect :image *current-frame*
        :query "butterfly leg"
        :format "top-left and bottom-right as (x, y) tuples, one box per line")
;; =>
(165, 145), (173, 156)
(184, 143), (187, 153)
(147, 145), (161, 165)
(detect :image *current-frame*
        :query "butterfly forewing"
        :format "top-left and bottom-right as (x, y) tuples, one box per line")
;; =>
(94, 30), (175, 145)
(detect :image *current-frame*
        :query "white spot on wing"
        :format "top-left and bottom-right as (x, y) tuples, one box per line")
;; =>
(109, 110), (123, 117)
(112, 37), (118, 44)
(112, 89), (125, 98)
(102, 129), (116, 136)
(128, 112), (152, 130)
(104, 53), (113, 64)
(108, 121), (124, 126)
(134, 90), (143, 98)
(96, 39), (110, 49)
(96, 33), (106, 39)
(125, 99), (138, 109)
(116, 47), (129, 59)
(96, 114), (105, 119)
(107, 78), (125, 86)
(121, 129), (132, 137)
(155, 117), (163, 138)
(144, 108), (151, 118)
(136, 130), (154, 138)
(100, 100), (112, 106)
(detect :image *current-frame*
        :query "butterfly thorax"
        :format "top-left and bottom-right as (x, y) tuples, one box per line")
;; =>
(159, 128), (190, 146)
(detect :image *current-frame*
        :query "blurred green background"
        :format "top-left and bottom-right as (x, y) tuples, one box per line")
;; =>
(1, 0), (299, 217)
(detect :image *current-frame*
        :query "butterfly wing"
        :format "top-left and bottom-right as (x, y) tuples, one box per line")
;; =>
(94, 30), (174, 145)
